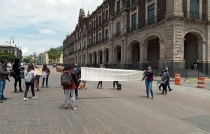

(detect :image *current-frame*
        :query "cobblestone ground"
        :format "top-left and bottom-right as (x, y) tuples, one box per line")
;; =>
(0, 65), (210, 134)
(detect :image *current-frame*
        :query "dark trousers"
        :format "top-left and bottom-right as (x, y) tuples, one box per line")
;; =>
(42, 77), (48, 86)
(113, 81), (118, 88)
(159, 83), (164, 90)
(97, 81), (102, 88)
(14, 78), (21, 90)
(162, 81), (169, 94)
(24, 81), (35, 98)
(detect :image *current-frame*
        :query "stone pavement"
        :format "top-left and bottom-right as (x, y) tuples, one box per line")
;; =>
(0, 65), (210, 134)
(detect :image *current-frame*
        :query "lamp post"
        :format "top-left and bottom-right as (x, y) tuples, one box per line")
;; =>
(6, 37), (15, 46)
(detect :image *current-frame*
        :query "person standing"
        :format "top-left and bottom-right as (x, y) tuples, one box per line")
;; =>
(0, 59), (10, 103)
(141, 66), (154, 99)
(73, 63), (80, 99)
(34, 65), (42, 91)
(161, 69), (171, 95)
(97, 64), (105, 89)
(113, 65), (119, 90)
(193, 59), (199, 69)
(165, 66), (173, 91)
(63, 64), (79, 110)
(41, 64), (50, 88)
(12, 59), (23, 93)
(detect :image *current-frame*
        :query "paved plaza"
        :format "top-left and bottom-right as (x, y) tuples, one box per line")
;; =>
(0, 66), (210, 134)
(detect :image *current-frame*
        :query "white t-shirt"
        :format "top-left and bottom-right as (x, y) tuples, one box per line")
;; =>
(24, 70), (36, 78)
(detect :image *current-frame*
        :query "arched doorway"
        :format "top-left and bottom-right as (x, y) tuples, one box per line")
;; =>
(129, 40), (140, 68)
(98, 50), (103, 64)
(144, 35), (160, 69)
(114, 45), (121, 64)
(104, 48), (109, 64)
(184, 32), (203, 68)
(89, 53), (92, 64)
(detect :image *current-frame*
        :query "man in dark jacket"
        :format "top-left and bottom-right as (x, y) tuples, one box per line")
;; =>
(0, 59), (10, 103)
(12, 59), (23, 93)
(141, 66), (154, 98)
(162, 69), (170, 94)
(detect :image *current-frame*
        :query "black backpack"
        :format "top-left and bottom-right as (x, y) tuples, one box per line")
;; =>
(61, 71), (72, 86)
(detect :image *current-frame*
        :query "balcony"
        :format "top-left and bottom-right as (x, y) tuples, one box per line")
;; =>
(114, 10), (121, 17)
(184, 11), (207, 21)
(102, 19), (109, 25)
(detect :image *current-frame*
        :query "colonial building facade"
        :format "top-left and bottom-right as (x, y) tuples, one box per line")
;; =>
(63, 0), (210, 74)
(0, 45), (22, 59)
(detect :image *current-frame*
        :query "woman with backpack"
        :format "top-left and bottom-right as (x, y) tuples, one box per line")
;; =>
(62, 64), (79, 110)
(23, 64), (37, 101)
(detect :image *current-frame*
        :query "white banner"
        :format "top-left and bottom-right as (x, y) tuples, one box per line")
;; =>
(81, 67), (144, 81)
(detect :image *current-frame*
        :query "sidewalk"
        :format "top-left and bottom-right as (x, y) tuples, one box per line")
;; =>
(0, 65), (210, 134)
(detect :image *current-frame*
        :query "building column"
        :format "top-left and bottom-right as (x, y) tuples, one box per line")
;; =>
(207, 0), (210, 21)
(139, 44), (148, 70)
(158, 40), (166, 69)
(108, 43), (113, 65)
(102, 51), (105, 64)
(165, 0), (183, 18)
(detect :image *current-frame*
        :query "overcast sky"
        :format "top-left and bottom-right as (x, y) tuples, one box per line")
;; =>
(0, 0), (103, 56)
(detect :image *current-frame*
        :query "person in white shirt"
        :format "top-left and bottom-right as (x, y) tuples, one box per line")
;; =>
(23, 64), (37, 101)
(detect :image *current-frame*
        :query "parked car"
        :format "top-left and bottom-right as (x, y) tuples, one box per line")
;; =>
(53, 64), (57, 67)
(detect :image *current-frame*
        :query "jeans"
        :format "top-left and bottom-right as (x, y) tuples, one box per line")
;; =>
(167, 80), (171, 90)
(64, 89), (75, 107)
(24, 81), (35, 98)
(113, 81), (118, 88)
(14, 78), (21, 90)
(0, 80), (6, 99)
(42, 77), (48, 87)
(145, 80), (153, 97)
(163, 80), (169, 94)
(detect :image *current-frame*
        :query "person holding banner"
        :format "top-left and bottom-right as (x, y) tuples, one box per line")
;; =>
(141, 66), (154, 99)
(97, 64), (105, 89)
(34, 66), (42, 91)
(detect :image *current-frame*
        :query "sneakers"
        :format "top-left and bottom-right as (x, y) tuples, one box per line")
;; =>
(64, 106), (68, 110)
(23, 98), (29, 101)
(32, 96), (37, 99)
(37, 89), (40, 91)
(72, 106), (77, 110)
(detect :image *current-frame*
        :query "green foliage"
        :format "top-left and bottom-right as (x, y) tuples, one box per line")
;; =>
(23, 57), (30, 63)
(0, 51), (16, 62)
(48, 48), (61, 63)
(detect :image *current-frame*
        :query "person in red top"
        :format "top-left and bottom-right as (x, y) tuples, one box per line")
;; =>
(62, 64), (79, 110)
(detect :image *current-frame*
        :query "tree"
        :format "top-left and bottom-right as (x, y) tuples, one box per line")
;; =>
(0, 51), (16, 62)
(48, 48), (61, 63)
(23, 57), (30, 63)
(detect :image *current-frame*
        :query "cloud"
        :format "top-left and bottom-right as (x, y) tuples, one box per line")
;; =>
(39, 29), (56, 34)
(22, 47), (29, 55)
(0, 0), (103, 56)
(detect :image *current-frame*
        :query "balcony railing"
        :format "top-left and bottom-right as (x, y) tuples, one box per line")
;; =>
(114, 10), (121, 17)
(102, 19), (109, 25)
(184, 11), (207, 21)
(113, 32), (121, 38)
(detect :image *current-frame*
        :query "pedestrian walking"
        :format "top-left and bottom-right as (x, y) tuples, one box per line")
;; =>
(41, 64), (50, 88)
(141, 66), (154, 99)
(0, 59), (10, 103)
(165, 66), (173, 91)
(113, 65), (119, 90)
(23, 64), (37, 101)
(12, 59), (24, 93)
(97, 64), (105, 89)
(161, 69), (171, 95)
(62, 64), (79, 110)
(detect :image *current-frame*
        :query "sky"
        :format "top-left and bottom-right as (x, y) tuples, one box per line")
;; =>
(0, 0), (103, 56)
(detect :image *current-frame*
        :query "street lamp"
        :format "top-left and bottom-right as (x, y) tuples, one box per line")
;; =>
(6, 37), (15, 46)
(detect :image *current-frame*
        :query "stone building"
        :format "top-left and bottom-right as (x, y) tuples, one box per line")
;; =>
(63, 0), (210, 74)
(0, 45), (22, 59)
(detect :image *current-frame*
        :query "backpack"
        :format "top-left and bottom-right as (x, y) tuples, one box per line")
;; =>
(25, 72), (33, 83)
(61, 71), (72, 86)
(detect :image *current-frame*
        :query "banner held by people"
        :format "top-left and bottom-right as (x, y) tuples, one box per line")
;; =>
(81, 67), (144, 81)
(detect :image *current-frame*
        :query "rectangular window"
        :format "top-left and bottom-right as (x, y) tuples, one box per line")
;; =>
(148, 4), (155, 25)
(190, 0), (199, 20)
(116, 22), (121, 37)
(99, 33), (101, 42)
(131, 13), (137, 31)
(93, 20), (96, 29)
(105, 29), (109, 39)
(99, 15), (101, 25)
(117, 1), (120, 14)
(106, 10), (109, 21)
(132, 0), (137, 5)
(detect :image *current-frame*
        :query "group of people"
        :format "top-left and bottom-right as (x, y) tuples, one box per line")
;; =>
(0, 58), (51, 103)
(141, 66), (173, 99)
